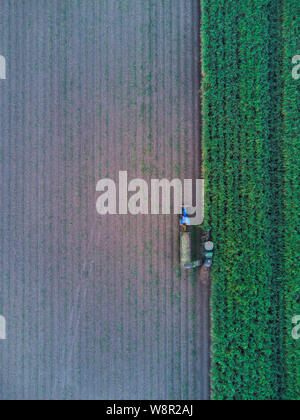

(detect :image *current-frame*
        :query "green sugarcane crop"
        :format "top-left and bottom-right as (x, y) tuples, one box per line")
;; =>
(202, 0), (300, 400)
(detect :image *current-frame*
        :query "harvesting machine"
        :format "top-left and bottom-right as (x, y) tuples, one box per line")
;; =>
(180, 207), (214, 282)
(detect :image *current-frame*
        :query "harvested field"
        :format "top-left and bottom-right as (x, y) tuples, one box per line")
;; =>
(0, 1), (209, 400)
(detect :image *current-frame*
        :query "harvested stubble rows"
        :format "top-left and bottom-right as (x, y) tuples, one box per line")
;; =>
(0, 0), (208, 400)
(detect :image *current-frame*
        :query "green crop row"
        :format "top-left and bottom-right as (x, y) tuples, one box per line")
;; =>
(282, 0), (300, 400)
(202, 0), (299, 400)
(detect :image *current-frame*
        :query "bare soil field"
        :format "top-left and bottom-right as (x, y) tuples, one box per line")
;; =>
(0, 0), (209, 400)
